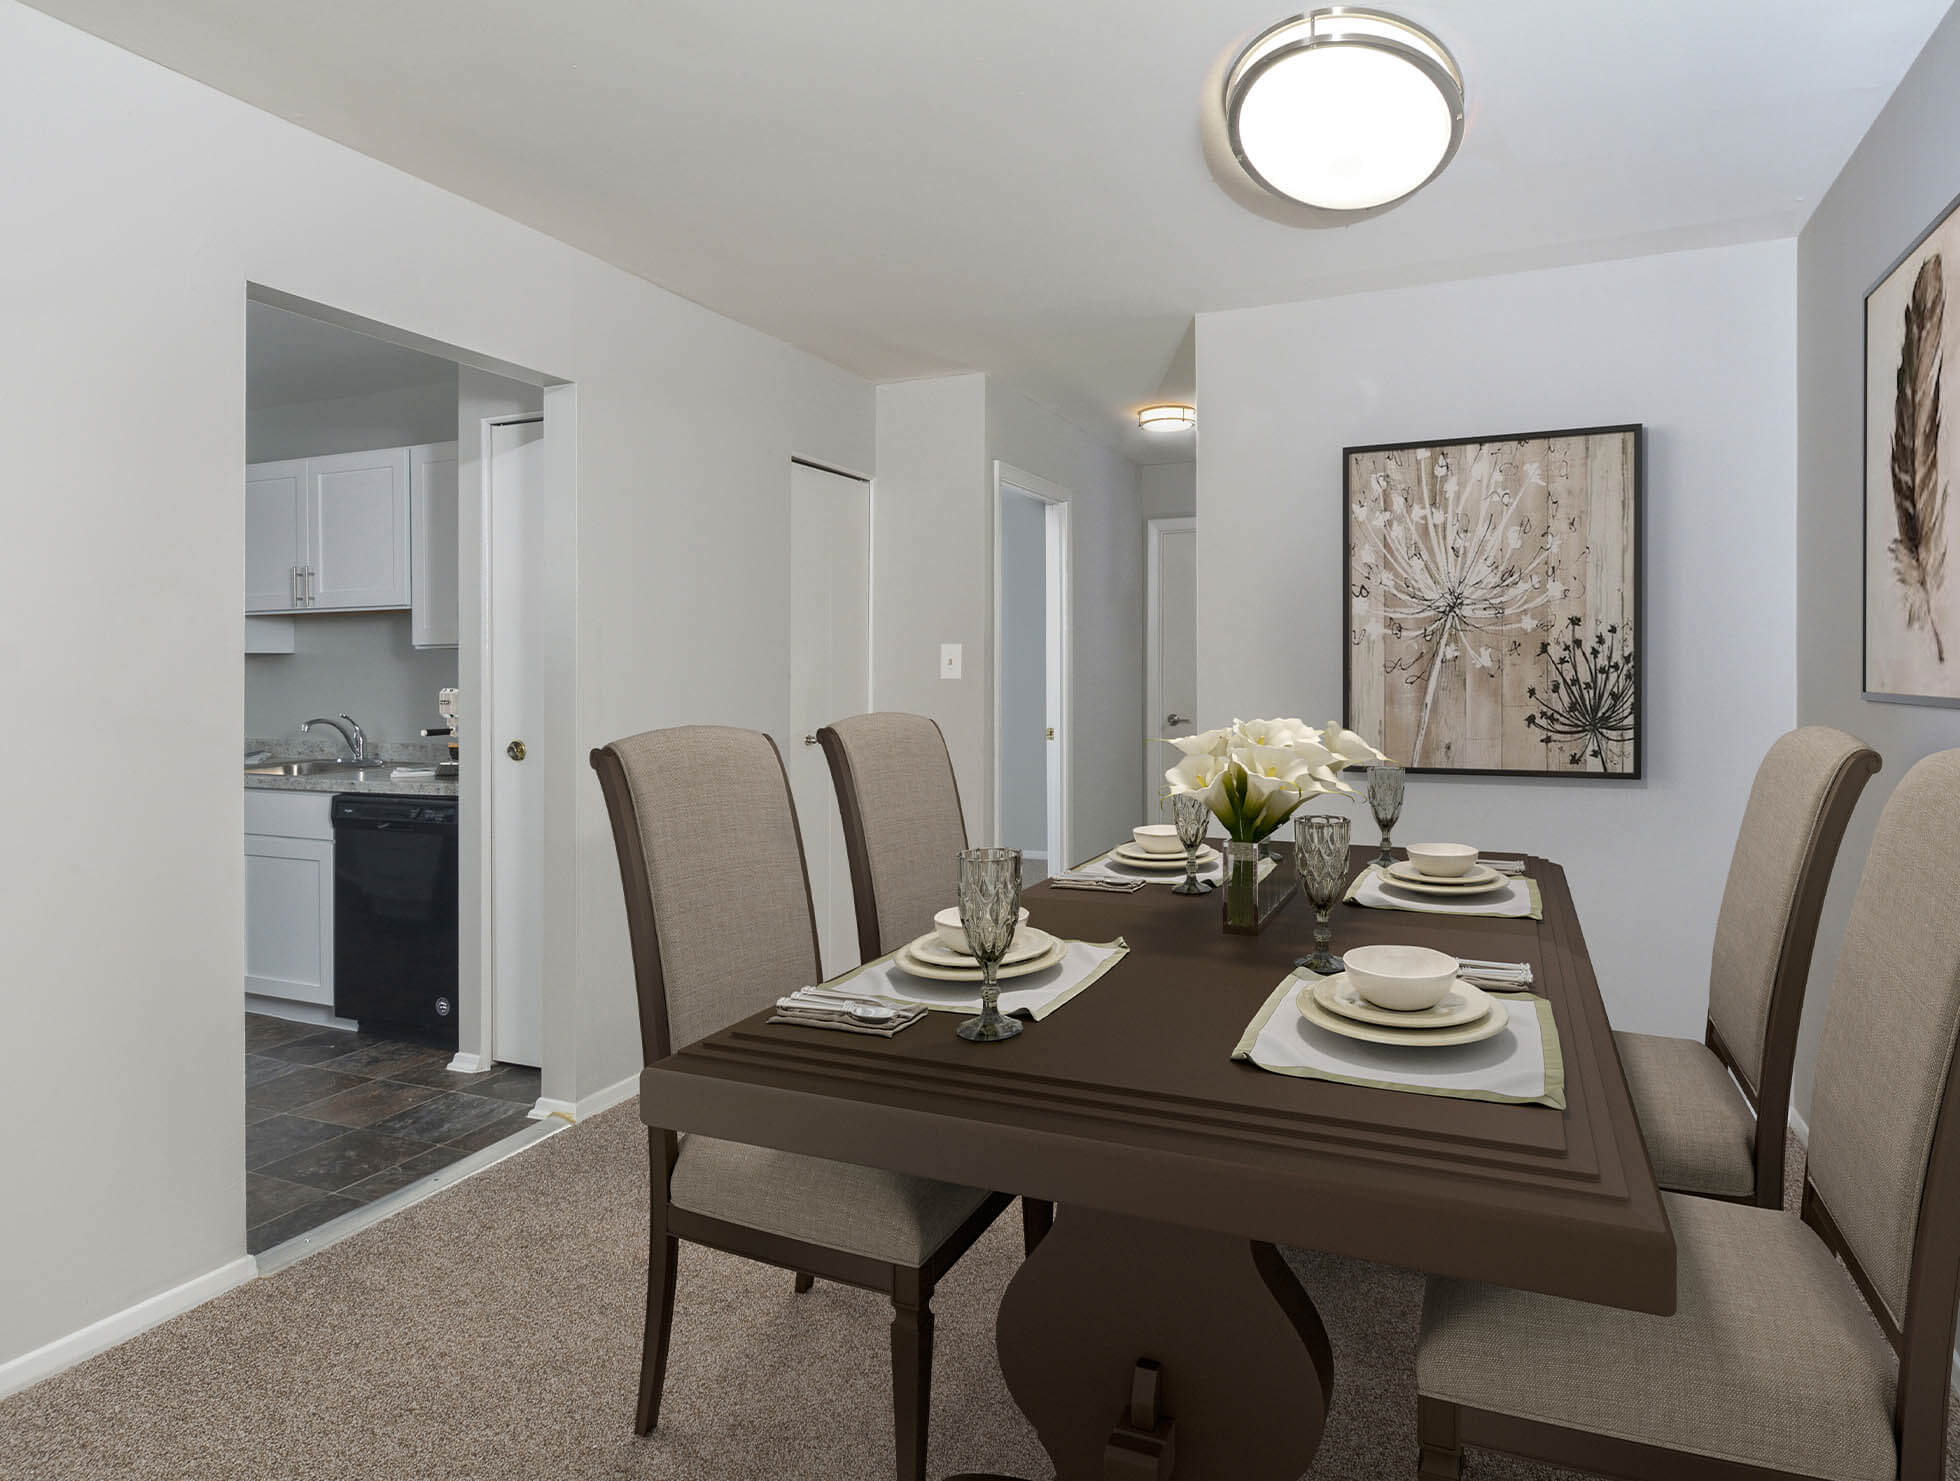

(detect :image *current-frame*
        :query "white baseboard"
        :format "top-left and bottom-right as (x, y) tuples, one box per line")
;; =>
(446, 1051), (489, 1074)
(529, 1070), (637, 1124)
(0, 1255), (256, 1400)
(1787, 1102), (1809, 1145)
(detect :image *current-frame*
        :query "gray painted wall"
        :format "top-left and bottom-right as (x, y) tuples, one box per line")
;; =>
(1794, 3), (1960, 1116)
(997, 488), (1048, 854)
(243, 380), (463, 744)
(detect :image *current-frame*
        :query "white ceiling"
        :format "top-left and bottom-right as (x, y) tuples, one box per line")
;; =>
(247, 302), (455, 410)
(38, 0), (1952, 461)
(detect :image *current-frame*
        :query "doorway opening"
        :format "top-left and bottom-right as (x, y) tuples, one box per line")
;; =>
(1145, 515), (1198, 824)
(241, 290), (567, 1258)
(991, 463), (1071, 881)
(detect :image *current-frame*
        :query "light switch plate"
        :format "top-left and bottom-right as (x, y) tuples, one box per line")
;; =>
(940, 643), (962, 679)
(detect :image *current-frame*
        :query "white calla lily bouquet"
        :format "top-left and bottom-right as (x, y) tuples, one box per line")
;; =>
(1164, 718), (1389, 842)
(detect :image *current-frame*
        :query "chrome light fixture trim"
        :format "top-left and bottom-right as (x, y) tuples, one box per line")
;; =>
(1224, 8), (1464, 213)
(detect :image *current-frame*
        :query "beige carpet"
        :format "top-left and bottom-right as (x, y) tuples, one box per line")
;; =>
(1, 1109), (1941, 1480)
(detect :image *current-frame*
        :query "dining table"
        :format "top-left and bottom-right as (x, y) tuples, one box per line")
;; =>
(639, 843), (1675, 1481)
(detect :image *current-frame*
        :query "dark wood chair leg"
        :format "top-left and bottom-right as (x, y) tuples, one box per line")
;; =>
(794, 1271), (815, 1293)
(891, 1273), (935, 1481)
(1416, 1396), (1462, 1479)
(634, 1220), (679, 1436)
(1021, 1196), (1054, 1255)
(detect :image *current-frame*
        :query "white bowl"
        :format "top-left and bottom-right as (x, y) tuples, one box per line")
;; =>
(933, 905), (1030, 954)
(1404, 842), (1479, 878)
(1131, 824), (1185, 855)
(1343, 944), (1460, 1012)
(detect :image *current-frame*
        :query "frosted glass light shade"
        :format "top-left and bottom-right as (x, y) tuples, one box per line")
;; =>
(1138, 404), (1197, 431)
(1225, 9), (1463, 212)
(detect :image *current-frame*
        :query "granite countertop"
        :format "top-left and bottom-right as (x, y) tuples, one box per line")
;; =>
(243, 736), (461, 799)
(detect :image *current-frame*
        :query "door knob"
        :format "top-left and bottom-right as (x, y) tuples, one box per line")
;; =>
(506, 740), (527, 761)
(1167, 713), (1192, 727)
(1045, 727), (1055, 740)
(803, 734), (821, 746)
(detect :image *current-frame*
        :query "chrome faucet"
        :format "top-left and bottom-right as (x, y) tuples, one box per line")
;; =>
(301, 714), (367, 762)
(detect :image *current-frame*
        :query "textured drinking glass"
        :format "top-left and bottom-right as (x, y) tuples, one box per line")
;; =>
(1367, 763), (1405, 868)
(1171, 792), (1214, 895)
(955, 847), (1025, 1043)
(1295, 813), (1351, 975)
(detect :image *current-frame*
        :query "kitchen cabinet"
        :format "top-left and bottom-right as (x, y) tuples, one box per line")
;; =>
(244, 790), (334, 1008)
(244, 447), (412, 614)
(409, 441), (459, 649)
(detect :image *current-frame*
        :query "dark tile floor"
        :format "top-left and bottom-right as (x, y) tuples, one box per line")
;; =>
(244, 1013), (541, 1254)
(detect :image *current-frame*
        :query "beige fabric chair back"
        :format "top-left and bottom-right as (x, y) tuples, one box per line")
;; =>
(591, 726), (820, 1058)
(1808, 748), (1960, 1329)
(817, 713), (968, 962)
(1705, 726), (1881, 1091)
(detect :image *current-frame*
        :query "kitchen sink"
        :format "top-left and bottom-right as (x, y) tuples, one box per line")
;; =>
(245, 758), (372, 776)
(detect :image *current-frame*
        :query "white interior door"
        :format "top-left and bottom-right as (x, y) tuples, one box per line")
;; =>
(996, 489), (1049, 873)
(787, 462), (870, 980)
(1146, 517), (1198, 823)
(487, 419), (546, 1068)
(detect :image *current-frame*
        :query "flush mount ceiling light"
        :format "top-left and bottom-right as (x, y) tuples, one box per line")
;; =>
(1138, 404), (1197, 432)
(1222, 8), (1463, 213)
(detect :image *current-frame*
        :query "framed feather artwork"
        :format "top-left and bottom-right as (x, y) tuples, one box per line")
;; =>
(1343, 424), (1644, 779)
(1866, 196), (1960, 705)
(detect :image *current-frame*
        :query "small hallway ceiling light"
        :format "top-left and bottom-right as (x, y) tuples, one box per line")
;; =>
(1138, 404), (1197, 432)
(1222, 8), (1464, 213)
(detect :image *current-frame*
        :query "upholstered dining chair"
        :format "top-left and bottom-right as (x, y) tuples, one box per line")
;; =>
(1415, 748), (1960, 1481)
(815, 711), (1054, 1253)
(590, 725), (1013, 1481)
(1614, 726), (1878, 1207)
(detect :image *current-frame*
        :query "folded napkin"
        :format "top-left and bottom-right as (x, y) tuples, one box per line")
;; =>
(1232, 971), (1565, 1108)
(1059, 850), (1277, 888)
(1346, 866), (1543, 920)
(797, 938), (1130, 1023)
(768, 992), (928, 1037)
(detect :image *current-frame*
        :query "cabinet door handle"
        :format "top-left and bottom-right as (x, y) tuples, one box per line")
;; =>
(290, 566), (298, 607)
(304, 565), (315, 605)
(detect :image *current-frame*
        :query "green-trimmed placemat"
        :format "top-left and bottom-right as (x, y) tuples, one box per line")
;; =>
(1344, 865), (1544, 921)
(1231, 971), (1564, 1108)
(809, 938), (1129, 1021)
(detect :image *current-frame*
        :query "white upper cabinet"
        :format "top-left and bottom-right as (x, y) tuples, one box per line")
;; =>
(245, 459), (307, 613)
(307, 447), (411, 610)
(409, 441), (460, 649)
(245, 446), (415, 615)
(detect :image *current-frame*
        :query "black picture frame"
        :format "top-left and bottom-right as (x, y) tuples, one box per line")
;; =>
(1341, 422), (1646, 780)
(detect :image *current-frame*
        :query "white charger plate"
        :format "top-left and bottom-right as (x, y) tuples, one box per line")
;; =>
(1380, 862), (1507, 896)
(1294, 980), (1508, 1047)
(1110, 843), (1219, 870)
(1312, 972), (1492, 1029)
(894, 936), (1068, 982)
(906, 926), (1055, 969)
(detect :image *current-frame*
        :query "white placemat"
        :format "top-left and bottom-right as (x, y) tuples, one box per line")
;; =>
(1059, 850), (1277, 888)
(1346, 865), (1543, 920)
(1231, 971), (1564, 1107)
(810, 938), (1129, 1021)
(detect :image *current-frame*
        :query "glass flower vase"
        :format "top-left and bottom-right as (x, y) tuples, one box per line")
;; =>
(1221, 839), (1262, 932)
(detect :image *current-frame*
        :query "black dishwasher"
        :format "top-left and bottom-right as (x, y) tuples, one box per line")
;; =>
(332, 794), (460, 1048)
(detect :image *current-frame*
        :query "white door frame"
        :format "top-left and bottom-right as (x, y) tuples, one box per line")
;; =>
(989, 461), (1071, 872)
(1145, 515), (1197, 823)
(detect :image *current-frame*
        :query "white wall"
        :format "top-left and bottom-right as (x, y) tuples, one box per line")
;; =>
(1196, 241), (1798, 1034)
(987, 382), (1144, 861)
(1138, 460), (1196, 524)
(997, 489), (1048, 854)
(246, 377), (456, 462)
(0, 0), (872, 1377)
(1795, 2), (1960, 1115)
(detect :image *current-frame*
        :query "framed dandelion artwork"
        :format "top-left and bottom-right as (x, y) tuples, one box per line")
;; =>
(1865, 191), (1960, 707)
(1342, 424), (1644, 778)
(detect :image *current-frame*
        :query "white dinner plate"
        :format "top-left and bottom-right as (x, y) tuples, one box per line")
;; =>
(1385, 859), (1505, 890)
(894, 937), (1069, 982)
(1377, 867), (1508, 898)
(1110, 843), (1218, 870)
(1294, 980), (1508, 1047)
(1312, 972), (1492, 1029)
(904, 926), (1055, 969)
